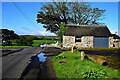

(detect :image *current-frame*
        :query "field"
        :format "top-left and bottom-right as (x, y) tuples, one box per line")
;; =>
(0, 40), (60, 48)
(1, 40), (60, 48)
(1, 35), (60, 48)
(53, 50), (119, 78)
(32, 40), (60, 46)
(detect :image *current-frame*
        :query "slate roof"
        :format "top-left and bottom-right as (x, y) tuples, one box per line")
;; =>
(111, 34), (120, 39)
(64, 24), (112, 37)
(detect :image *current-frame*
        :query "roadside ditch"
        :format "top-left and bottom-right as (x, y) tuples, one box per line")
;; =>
(82, 50), (120, 70)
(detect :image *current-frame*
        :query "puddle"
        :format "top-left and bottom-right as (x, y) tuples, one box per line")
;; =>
(20, 52), (47, 79)
(37, 52), (47, 63)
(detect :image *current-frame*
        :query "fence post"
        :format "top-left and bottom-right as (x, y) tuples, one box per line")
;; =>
(81, 51), (84, 60)
(71, 44), (75, 53)
(71, 46), (73, 53)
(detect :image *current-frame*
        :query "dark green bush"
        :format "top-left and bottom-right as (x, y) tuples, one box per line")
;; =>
(16, 36), (33, 46)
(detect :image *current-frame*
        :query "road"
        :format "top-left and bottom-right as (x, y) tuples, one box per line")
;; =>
(1, 48), (24, 56)
(2, 47), (42, 79)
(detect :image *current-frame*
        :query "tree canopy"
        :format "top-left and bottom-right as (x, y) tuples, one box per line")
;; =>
(36, 2), (105, 35)
(1, 29), (19, 42)
(0, 29), (19, 46)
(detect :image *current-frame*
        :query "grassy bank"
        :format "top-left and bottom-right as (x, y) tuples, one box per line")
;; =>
(53, 50), (119, 79)
(32, 40), (60, 46)
(1, 46), (31, 48)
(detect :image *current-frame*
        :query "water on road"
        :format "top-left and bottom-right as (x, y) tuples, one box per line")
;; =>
(37, 52), (47, 63)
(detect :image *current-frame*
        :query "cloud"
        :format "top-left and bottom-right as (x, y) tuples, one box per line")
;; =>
(17, 29), (56, 36)
(37, 31), (56, 36)
(17, 30), (39, 35)
(38, 31), (47, 36)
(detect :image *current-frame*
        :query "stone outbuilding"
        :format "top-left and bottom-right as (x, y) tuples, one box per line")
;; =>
(111, 34), (120, 42)
(111, 34), (120, 48)
(63, 24), (114, 48)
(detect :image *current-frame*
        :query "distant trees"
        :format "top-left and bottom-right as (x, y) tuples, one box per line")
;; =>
(1, 29), (19, 46)
(33, 36), (41, 40)
(16, 36), (33, 46)
(36, 2), (106, 35)
(0, 29), (33, 46)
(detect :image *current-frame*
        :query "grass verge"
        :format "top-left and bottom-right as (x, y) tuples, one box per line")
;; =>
(0, 46), (31, 48)
(53, 50), (119, 79)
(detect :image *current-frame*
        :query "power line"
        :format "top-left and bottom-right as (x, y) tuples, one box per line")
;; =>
(10, 0), (37, 27)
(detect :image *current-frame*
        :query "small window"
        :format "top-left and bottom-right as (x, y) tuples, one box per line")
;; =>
(75, 37), (81, 42)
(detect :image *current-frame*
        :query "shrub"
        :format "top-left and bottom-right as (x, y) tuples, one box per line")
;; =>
(56, 55), (66, 59)
(81, 68), (107, 79)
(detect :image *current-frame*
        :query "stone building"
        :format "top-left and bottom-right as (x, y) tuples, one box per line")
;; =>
(111, 34), (120, 48)
(63, 24), (114, 48)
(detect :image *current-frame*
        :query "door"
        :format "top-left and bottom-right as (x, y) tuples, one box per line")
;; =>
(94, 37), (109, 48)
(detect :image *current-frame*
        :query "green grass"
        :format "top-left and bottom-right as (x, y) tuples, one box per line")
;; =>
(0, 46), (31, 48)
(53, 50), (119, 79)
(32, 40), (60, 46)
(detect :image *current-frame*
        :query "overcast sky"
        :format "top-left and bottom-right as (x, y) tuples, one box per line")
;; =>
(1, 2), (119, 36)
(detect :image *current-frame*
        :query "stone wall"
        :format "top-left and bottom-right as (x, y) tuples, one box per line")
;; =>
(109, 37), (113, 48)
(81, 36), (94, 48)
(63, 36), (75, 48)
(75, 36), (93, 48)
(63, 36), (94, 48)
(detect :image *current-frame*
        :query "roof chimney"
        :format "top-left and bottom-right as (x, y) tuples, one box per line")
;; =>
(115, 31), (117, 35)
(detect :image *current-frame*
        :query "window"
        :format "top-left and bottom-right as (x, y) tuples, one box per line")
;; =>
(75, 37), (81, 42)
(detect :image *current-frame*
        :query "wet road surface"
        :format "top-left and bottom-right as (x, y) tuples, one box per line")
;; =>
(20, 47), (63, 80)
(2, 47), (42, 79)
